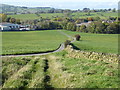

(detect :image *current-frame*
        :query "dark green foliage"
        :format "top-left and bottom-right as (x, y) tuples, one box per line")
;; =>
(66, 22), (76, 31)
(106, 22), (119, 34)
(75, 34), (81, 41)
(64, 40), (71, 48)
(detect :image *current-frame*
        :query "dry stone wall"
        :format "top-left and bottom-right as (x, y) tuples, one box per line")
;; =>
(65, 45), (119, 64)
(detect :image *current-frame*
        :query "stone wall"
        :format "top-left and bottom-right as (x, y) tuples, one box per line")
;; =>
(65, 45), (119, 64)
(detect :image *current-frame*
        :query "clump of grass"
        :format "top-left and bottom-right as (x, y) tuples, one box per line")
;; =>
(27, 57), (45, 88)
(2, 57), (32, 85)
(47, 55), (72, 88)
(2, 56), (45, 88)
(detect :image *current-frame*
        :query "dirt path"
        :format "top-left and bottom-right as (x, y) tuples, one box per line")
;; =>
(1, 30), (75, 57)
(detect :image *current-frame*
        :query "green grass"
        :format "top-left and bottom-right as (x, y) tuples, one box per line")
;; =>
(62, 30), (118, 54)
(8, 12), (118, 20)
(2, 49), (119, 88)
(2, 30), (68, 55)
(8, 14), (40, 20)
(49, 51), (119, 88)
(2, 56), (45, 88)
(8, 13), (64, 20)
(2, 30), (118, 55)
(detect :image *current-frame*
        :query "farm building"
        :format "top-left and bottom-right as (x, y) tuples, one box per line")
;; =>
(0, 23), (20, 30)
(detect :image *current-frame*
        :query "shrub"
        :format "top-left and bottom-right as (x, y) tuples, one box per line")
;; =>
(75, 34), (81, 41)
(64, 40), (71, 48)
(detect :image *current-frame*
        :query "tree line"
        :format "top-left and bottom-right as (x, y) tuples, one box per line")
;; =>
(21, 16), (119, 34)
(0, 13), (119, 34)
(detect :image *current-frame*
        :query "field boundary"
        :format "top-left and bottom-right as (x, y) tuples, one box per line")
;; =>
(65, 45), (119, 64)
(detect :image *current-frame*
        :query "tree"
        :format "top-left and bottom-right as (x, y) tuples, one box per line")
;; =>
(64, 40), (71, 48)
(112, 8), (116, 12)
(106, 22), (119, 34)
(88, 17), (93, 21)
(80, 25), (87, 32)
(87, 23), (96, 33)
(66, 22), (76, 31)
(10, 18), (16, 23)
(16, 19), (21, 24)
(75, 34), (81, 41)
(94, 21), (106, 33)
(0, 14), (7, 22)
(83, 8), (90, 12)
(6, 17), (11, 22)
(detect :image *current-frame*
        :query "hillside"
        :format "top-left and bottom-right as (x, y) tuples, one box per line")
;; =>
(0, 4), (53, 14)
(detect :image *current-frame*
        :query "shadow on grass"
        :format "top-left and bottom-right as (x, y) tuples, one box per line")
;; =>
(70, 43), (80, 50)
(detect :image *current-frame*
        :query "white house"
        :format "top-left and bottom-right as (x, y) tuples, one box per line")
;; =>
(0, 23), (20, 30)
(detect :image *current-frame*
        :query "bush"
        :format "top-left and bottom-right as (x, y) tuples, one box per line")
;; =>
(64, 40), (71, 48)
(75, 34), (81, 41)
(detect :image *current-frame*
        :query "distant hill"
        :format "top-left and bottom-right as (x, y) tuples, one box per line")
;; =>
(0, 4), (54, 15)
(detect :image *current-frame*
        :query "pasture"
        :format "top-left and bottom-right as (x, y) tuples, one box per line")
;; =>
(72, 12), (118, 19)
(2, 50), (119, 88)
(2, 30), (119, 88)
(1, 30), (118, 55)
(1, 30), (68, 55)
(8, 12), (118, 20)
(8, 13), (64, 20)
(62, 30), (118, 54)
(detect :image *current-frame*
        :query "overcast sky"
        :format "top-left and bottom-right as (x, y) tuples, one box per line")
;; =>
(0, 0), (119, 9)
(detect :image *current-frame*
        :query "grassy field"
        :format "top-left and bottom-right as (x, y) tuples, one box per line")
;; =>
(8, 14), (40, 20)
(2, 56), (45, 88)
(62, 30), (118, 54)
(47, 51), (119, 88)
(2, 30), (118, 55)
(8, 12), (118, 20)
(72, 12), (118, 19)
(2, 50), (119, 88)
(2, 30), (68, 55)
(8, 13), (64, 20)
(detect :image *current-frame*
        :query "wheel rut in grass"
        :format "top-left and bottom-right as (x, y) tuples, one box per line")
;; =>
(43, 59), (54, 89)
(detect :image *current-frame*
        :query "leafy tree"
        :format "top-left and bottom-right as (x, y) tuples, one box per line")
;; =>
(87, 23), (96, 33)
(76, 26), (80, 32)
(66, 22), (76, 31)
(80, 25), (87, 32)
(0, 14), (7, 22)
(16, 19), (21, 24)
(64, 40), (71, 48)
(106, 22), (119, 34)
(112, 8), (116, 12)
(75, 34), (81, 41)
(88, 17), (93, 21)
(6, 17), (11, 22)
(10, 18), (16, 23)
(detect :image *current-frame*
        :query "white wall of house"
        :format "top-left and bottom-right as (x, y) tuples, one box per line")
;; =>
(0, 26), (11, 30)
(0, 23), (20, 30)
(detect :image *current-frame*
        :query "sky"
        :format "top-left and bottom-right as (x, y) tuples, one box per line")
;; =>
(0, 0), (119, 10)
